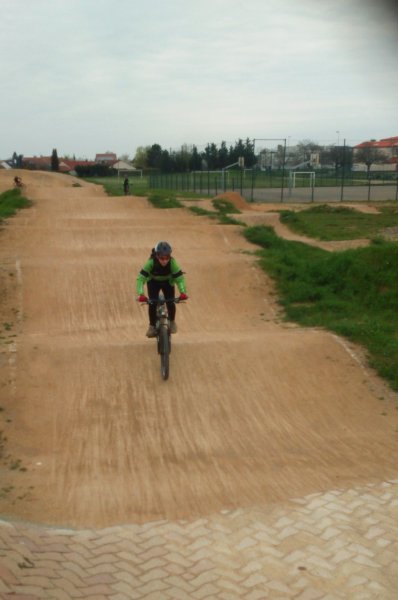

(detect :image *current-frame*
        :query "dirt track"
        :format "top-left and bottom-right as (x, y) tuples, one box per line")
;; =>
(1, 171), (398, 529)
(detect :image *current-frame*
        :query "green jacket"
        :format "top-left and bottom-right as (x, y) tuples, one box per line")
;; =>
(136, 256), (187, 295)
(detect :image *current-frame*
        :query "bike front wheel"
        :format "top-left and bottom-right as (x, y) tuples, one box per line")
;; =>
(159, 326), (170, 380)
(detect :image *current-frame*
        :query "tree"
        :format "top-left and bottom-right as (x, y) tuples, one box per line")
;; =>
(11, 152), (23, 168)
(174, 144), (191, 172)
(355, 144), (387, 176)
(189, 145), (202, 171)
(243, 137), (256, 168)
(203, 143), (218, 170)
(133, 146), (149, 169)
(296, 140), (321, 164)
(229, 139), (245, 164)
(146, 144), (163, 170)
(160, 149), (173, 173)
(51, 148), (59, 172)
(218, 141), (229, 168)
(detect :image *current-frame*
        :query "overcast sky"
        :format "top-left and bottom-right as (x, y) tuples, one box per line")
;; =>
(1, 0), (397, 159)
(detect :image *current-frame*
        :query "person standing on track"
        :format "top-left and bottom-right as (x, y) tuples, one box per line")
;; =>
(136, 241), (188, 338)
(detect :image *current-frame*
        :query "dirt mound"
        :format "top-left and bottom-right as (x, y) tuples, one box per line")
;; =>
(214, 191), (251, 210)
(0, 169), (99, 194)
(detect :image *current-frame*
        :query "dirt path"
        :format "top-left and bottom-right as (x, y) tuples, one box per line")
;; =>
(1, 171), (398, 529)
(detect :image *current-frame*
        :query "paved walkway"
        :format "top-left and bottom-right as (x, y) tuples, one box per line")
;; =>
(1, 479), (398, 599)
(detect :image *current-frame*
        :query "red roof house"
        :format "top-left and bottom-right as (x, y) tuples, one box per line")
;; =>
(95, 152), (117, 164)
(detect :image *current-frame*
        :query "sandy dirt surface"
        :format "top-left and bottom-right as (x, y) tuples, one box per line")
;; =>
(0, 171), (398, 529)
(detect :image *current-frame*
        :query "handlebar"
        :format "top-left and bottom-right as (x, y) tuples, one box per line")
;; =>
(146, 297), (184, 305)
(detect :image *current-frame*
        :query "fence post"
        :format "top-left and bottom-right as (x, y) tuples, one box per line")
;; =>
(340, 139), (346, 202)
(281, 139), (287, 202)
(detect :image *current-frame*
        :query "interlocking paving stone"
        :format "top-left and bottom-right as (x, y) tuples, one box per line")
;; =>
(1, 480), (398, 599)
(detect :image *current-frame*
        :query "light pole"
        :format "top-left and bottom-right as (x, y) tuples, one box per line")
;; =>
(336, 131), (340, 147)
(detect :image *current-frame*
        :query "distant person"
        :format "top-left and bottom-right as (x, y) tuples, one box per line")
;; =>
(123, 177), (130, 195)
(136, 241), (188, 337)
(14, 176), (23, 188)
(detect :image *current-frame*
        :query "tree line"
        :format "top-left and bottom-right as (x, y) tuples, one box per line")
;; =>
(133, 138), (257, 172)
(10, 139), (389, 177)
(132, 140), (356, 174)
(132, 139), (391, 175)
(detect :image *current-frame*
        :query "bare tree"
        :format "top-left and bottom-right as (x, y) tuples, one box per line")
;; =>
(355, 144), (387, 176)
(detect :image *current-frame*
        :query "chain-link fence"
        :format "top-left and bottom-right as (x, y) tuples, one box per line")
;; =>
(149, 169), (398, 204)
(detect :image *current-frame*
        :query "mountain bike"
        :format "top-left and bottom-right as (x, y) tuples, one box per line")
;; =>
(146, 294), (184, 380)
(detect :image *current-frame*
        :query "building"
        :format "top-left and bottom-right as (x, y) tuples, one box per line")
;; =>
(95, 152), (117, 164)
(112, 160), (142, 178)
(61, 159), (96, 175)
(354, 136), (398, 171)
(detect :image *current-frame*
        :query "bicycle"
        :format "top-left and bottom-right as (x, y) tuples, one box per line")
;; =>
(145, 293), (184, 380)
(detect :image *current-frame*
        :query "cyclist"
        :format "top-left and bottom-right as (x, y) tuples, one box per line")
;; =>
(136, 241), (188, 337)
(123, 177), (129, 195)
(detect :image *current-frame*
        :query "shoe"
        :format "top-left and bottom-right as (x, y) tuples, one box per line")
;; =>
(170, 321), (177, 334)
(146, 325), (157, 338)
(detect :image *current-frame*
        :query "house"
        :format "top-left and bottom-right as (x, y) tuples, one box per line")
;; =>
(95, 152), (117, 164)
(354, 136), (398, 171)
(61, 159), (96, 175)
(22, 156), (52, 170)
(112, 160), (142, 177)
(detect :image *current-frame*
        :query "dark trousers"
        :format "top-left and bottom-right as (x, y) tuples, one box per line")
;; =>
(147, 280), (176, 326)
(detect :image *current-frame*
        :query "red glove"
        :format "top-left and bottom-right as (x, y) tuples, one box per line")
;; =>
(137, 294), (148, 303)
(179, 293), (188, 301)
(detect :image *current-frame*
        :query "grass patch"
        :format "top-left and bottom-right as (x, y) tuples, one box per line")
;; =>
(84, 176), (149, 196)
(279, 204), (398, 241)
(147, 192), (183, 208)
(187, 197), (245, 225)
(0, 188), (31, 220)
(189, 206), (214, 217)
(212, 198), (241, 214)
(216, 214), (246, 226)
(243, 224), (398, 390)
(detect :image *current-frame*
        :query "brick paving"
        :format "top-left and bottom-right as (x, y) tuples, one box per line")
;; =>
(1, 479), (398, 599)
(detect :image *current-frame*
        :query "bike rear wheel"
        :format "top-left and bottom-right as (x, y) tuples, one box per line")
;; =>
(159, 326), (170, 380)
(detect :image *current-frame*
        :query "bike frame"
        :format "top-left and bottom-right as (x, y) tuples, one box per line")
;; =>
(146, 294), (183, 380)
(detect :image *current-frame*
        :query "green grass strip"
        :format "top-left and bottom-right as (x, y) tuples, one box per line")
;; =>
(280, 204), (398, 241)
(147, 192), (183, 208)
(243, 224), (398, 390)
(0, 188), (31, 220)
